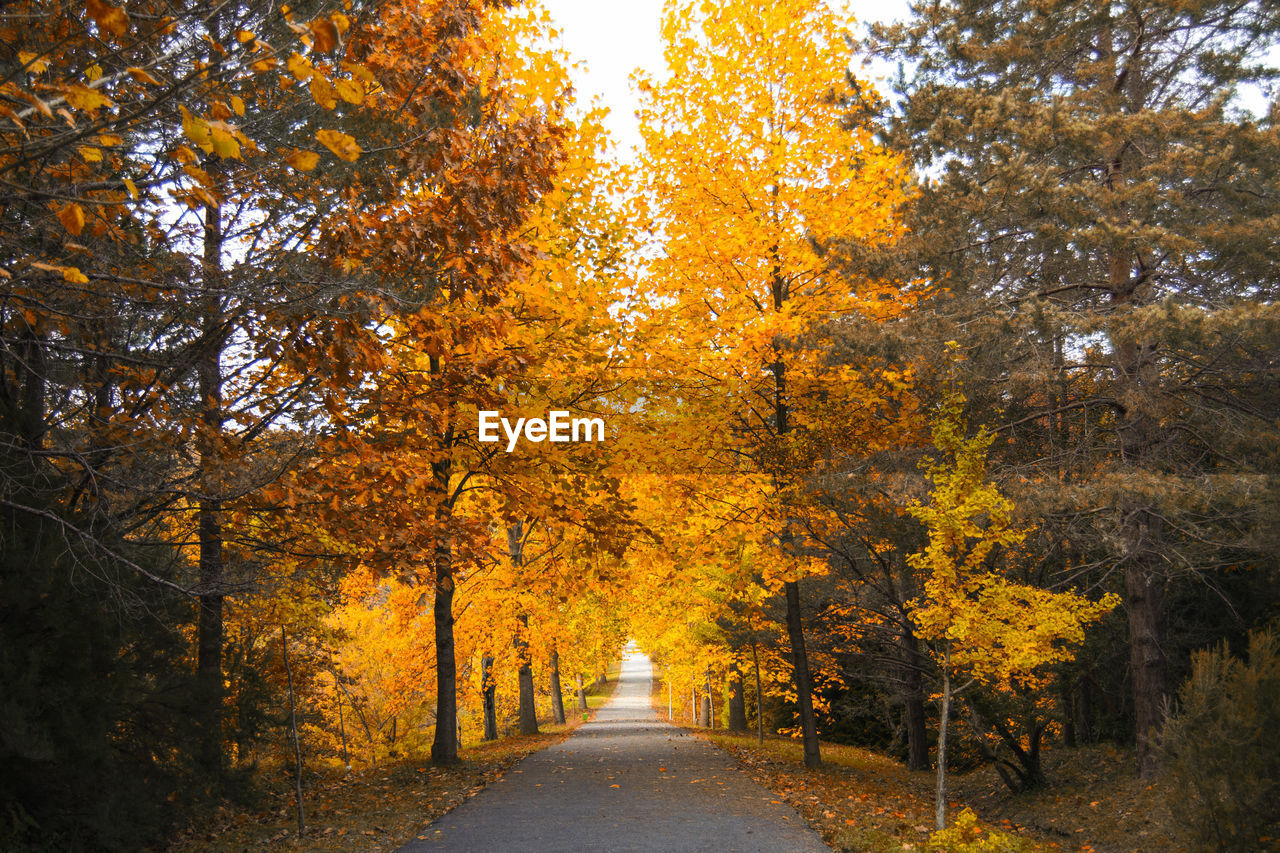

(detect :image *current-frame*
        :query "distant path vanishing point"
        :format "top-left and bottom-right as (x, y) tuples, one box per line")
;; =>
(398, 648), (831, 852)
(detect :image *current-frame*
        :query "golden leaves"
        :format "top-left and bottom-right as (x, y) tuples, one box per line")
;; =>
(179, 106), (243, 159)
(57, 203), (85, 236)
(334, 78), (364, 106)
(18, 51), (50, 74)
(63, 85), (111, 112)
(285, 149), (320, 171)
(180, 105), (211, 148)
(86, 0), (129, 40)
(310, 74), (337, 109)
(287, 52), (313, 81)
(31, 261), (89, 283)
(316, 129), (360, 162)
(210, 124), (240, 159)
(309, 17), (340, 53)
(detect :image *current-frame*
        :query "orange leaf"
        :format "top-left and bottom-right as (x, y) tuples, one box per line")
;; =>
(310, 17), (339, 52)
(334, 78), (364, 105)
(57, 203), (86, 236)
(310, 74), (337, 109)
(63, 85), (111, 112)
(86, 0), (129, 39)
(316, 129), (360, 162)
(127, 66), (160, 85)
(286, 149), (320, 171)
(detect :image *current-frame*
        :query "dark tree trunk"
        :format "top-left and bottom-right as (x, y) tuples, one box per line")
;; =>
(482, 654), (497, 741)
(728, 662), (747, 731)
(1112, 240), (1168, 777)
(517, 651), (539, 735)
(196, 189), (225, 778)
(429, 450), (459, 764)
(1125, 548), (1166, 775)
(549, 648), (566, 725)
(784, 580), (821, 767)
(901, 631), (930, 771)
(334, 673), (350, 769)
(769, 247), (820, 767)
(281, 627), (305, 838)
(508, 523), (540, 736)
(752, 639), (765, 743)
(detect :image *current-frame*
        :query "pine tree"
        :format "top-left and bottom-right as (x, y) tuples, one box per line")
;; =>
(865, 0), (1280, 775)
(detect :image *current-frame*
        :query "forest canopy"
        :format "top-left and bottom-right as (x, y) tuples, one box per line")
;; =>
(1, 0), (1277, 848)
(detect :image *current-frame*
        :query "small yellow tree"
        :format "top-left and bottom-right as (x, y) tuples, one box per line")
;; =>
(908, 394), (1119, 830)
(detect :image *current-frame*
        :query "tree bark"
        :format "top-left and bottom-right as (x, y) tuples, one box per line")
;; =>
(429, 448), (459, 764)
(934, 659), (952, 831)
(482, 654), (497, 741)
(752, 639), (765, 744)
(728, 661), (747, 731)
(195, 185), (225, 778)
(901, 631), (930, 771)
(1125, 546), (1166, 776)
(550, 647), (566, 725)
(1113, 253), (1168, 778)
(784, 580), (821, 767)
(508, 523), (540, 736)
(770, 246), (820, 767)
(576, 673), (587, 712)
(334, 672), (350, 770)
(281, 627), (305, 838)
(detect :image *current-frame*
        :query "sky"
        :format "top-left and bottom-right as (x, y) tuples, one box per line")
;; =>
(539, 0), (914, 158)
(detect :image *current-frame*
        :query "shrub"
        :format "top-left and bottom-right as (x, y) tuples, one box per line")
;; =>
(1161, 625), (1280, 852)
(928, 808), (1037, 852)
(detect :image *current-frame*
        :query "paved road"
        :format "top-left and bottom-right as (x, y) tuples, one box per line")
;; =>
(399, 649), (830, 852)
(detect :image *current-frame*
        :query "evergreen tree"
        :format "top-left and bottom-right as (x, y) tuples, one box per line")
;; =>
(863, 0), (1280, 775)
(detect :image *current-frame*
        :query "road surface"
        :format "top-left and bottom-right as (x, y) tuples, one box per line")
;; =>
(398, 648), (830, 852)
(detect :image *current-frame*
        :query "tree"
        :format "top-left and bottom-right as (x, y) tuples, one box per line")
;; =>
(866, 0), (1280, 776)
(634, 0), (912, 768)
(907, 394), (1118, 829)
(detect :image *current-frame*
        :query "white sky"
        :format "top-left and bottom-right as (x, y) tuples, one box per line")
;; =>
(540, 0), (914, 159)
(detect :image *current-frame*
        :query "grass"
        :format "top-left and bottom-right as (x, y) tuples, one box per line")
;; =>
(169, 669), (621, 852)
(649, 670), (1174, 853)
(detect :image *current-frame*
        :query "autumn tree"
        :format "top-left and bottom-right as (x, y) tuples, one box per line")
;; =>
(865, 0), (1280, 775)
(634, 0), (912, 766)
(907, 394), (1118, 829)
(0, 0), (397, 835)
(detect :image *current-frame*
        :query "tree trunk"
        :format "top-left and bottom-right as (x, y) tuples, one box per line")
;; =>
(550, 647), (566, 725)
(1113, 250), (1168, 777)
(281, 627), (305, 838)
(482, 654), (497, 741)
(516, 632), (539, 735)
(334, 673), (350, 770)
(784, 580), (821, 767)
(728, 662), (747, 731)
(705, 666), (714, 728)
(196, 187), (225, 779)
(429, 450), (459, 764)
(770, 250), (820, 766)
(508, 522), (540, 736)
(905, 692), (930, 773)
(752, 639), (765, 744)
(576, 673), (587, 712)
(1125, 548), (1166, 776)
(700, 694), (711, 728)
(934, 660), (952, 831)
(901, 631), (930, 771)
